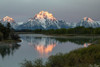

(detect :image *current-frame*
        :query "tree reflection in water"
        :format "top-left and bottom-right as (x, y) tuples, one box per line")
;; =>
(0, 43), (20, 58)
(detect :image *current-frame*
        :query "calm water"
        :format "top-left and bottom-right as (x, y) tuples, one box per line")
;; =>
(0, 34), (98, 67)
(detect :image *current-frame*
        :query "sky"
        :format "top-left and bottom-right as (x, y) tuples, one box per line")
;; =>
(0, 0), (100, 22)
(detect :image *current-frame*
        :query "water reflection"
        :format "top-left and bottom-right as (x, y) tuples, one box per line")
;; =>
(34, 43), (56, 57)
(0, 43), (20, 58)
(21, 35), (99, 45)
(26, 37), (57, 57)
(20, 34), (99, 57)
(84, 43), (91, 47)
(54, 37), (96, 45)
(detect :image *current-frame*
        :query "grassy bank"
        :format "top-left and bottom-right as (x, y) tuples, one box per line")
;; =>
(21, 40), (100, 67)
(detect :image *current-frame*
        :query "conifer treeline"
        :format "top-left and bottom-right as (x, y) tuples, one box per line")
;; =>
(0, 22), (19, 41)
(17, 26), (100, 35)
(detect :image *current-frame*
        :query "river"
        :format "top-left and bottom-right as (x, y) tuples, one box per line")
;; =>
(0, 34), (99, 67)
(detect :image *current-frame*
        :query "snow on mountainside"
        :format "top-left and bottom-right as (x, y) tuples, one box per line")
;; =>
(76, 17), (100, 28)
(1, 15), (100, 30)
(33, 11), (56, 21)
(0, 16), (17, 28)
(2, 16), (15, 23)
(17, 11), (70, 30)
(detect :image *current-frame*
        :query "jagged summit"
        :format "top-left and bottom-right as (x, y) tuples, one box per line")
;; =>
(33, 11), (56, 21)
(14, 11), (100, 30)
(16, 11), (77, 30)
(82, 17), (94, 23)
(2, 16), (15, 23)
(76, 17), (100, 28)
(17, 11), (68, 30)
(0, 16), (16, 28)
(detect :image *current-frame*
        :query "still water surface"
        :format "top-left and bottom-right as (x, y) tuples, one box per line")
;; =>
(0, 34), (98, 67)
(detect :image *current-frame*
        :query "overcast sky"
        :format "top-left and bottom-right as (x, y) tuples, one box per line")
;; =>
(0, 0), (100, 22)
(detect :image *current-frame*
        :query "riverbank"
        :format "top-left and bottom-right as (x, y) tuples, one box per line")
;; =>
(16, 32), (100, 36)
(21, 39), (100, 67)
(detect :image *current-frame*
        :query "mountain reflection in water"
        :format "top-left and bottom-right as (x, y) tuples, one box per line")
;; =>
(20, 34), (100, 57)
(34, 43), (56, 57)
(84, 43), (91, 47)
(27, 37), (57, 57)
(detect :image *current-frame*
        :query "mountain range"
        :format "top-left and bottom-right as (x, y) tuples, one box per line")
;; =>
(76, 17), (100, 28)
(16, 11), (71, 30)
(0, 11), (100, 30)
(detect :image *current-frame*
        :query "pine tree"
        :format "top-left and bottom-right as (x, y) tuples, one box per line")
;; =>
(7, 22), (11, 39)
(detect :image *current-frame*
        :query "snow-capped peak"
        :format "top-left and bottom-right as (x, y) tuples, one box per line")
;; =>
(0, 16), (17, 28)
(82, 17), (94, 22)
(33, 11), (56, 21)
(28, 18), (34, 22)
(76, 17), (100, 28)
(2, 16), (15, 23)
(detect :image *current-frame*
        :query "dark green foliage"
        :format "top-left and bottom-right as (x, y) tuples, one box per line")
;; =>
(21, 59), (44, 67)
(16, 29), (32, 32)
(64, 44), (100, 66)
(17, 26), (100, 35)
(7, 23), (11, 32)
(10, 33), (20, 40)
(21, 60), (34, 67)
(0, 22), (8, 39)
(46, 44), (100, 67)
(0, 22), (20, 40)
(0, 32), (3, 41)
